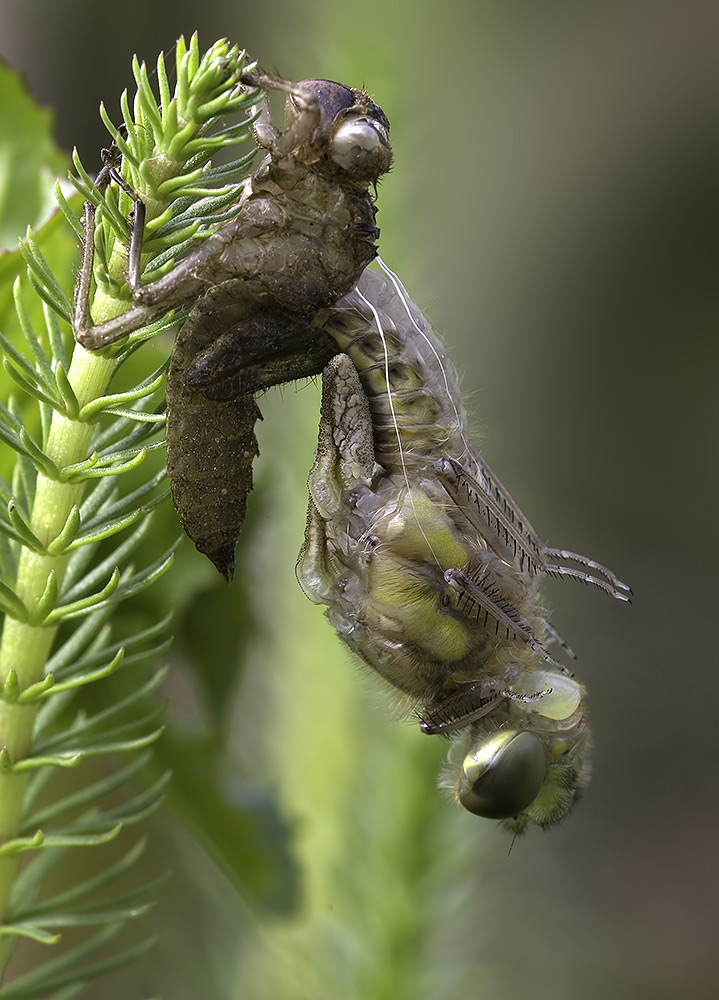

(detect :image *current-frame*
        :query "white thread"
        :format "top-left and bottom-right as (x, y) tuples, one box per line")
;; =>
(355, 285), (444, 572)
(376, 256), (473, 465)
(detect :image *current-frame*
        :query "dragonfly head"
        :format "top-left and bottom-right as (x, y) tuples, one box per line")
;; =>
(457, 730), (547, 820)
(455, 727), (588, 832)
(290, 79), (392, 182)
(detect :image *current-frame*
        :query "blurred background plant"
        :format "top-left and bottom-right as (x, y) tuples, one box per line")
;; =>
(0, 2), (717, 999)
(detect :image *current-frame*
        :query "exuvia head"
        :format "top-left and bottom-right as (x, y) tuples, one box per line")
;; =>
(290, 79), (392, 182)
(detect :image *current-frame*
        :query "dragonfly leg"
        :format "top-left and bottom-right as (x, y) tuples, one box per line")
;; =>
(72, 139), (126, 340)
(542, 548), (632, 600)
(240, 72), (321, 156)
(544, 621), (577, 660)
(72, 140), (247, 350)
(435, 457), (542, 575)
(469, 452), (631, 599)
(420, 686), (506, 735)
(437, 456), (631, 603)
(420, 679), (552, 735)
(444, 567), (572, 675)
(73, 210), (243, 350)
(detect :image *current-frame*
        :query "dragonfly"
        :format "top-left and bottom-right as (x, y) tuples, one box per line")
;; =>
(74, 70), (630, 829)
(73, 72), (392, 578)
(298, 263), (631, 832)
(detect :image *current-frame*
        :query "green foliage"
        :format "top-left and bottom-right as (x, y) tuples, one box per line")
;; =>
(0, 64), (68, 253)
(0, 36), (297, 996)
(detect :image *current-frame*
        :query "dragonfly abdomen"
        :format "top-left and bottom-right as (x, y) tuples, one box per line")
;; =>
(322, 267), (469, 473)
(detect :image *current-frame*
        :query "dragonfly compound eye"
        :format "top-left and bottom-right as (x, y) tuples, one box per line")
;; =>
(458, 731), (547, 819)
(294, 79), (355, 130)
(330, 114), (392, 179)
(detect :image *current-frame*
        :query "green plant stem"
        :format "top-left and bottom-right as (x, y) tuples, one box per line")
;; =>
(0, 40), (257, 986)
(0, 343), (117, 979)
(0, 78), (185, 954)
(0, 93), (226, 981)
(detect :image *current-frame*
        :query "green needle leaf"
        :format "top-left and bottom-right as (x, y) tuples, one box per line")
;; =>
(10, 752), (84, 773)
(20, 227), (73, 317)
(32, 647), (124, 698)
(0, 830), (45, 856)
(28, 570), (58, 624)
(77, 370), (165, 420)
(0, 924), (62, 945)
(54, 179), (84, 239)
(62, 507), (143, 551)
(2, 357), (60, 411)
(7, 499), (45, 553)
(30, 826), (123, 849)
(16, 673), (56, 704)
(18, 427), (60, 479)
(54, 362), (80, 418)
(12, 280), (57, 385)
(1, 668), (21, 703)
(44, 567), (120, 623)
(0, 579), (29, 621)
(46, 505), (82, 554)
(22, 755), (149, 833)
(62, 447), (149, 483)
(0, 926), (156, 1000)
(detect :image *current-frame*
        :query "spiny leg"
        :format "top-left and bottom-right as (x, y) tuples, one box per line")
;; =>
(542, 547), (632, 598)
(420, 681), (552, 735)
(436, 456), (631, 601)
(544, 621), (577, 660)
(240, 71), (321, 156)
(73, 187), (241, 350)
(436, 457), (543, 576)
(72, 142), (217, 349)
(470, 452), (631, 597)
(444, 567), (572, 675)
(72, 140), (141, 343)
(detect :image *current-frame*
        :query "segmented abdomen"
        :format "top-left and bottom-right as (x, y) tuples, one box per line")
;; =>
(321, 266), (470, 473)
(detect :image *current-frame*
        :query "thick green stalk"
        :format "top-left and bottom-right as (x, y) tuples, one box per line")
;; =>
(0, 37), (259, 988)
(0, 151), (195, 976)
(0, 75), (211, 970)
(0, 345), (115, 977)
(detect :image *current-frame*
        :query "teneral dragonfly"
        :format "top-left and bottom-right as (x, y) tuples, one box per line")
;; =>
(298, 263), (631, 832)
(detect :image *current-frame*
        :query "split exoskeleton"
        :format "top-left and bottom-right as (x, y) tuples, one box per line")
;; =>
(74, 72), (393, 578)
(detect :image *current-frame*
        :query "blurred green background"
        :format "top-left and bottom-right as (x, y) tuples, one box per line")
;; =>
(1, 1), (718, 997)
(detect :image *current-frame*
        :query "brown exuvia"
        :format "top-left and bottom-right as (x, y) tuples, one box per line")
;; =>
(73, 73), (392, 578)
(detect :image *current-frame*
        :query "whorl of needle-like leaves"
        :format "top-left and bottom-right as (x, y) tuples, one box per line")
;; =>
(0, 35), (262, 996)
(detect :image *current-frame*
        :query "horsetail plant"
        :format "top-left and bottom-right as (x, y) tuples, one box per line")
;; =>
(0, 36), (263, 996)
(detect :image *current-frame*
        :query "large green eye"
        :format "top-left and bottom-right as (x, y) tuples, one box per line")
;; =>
(458, 731), (547, 819)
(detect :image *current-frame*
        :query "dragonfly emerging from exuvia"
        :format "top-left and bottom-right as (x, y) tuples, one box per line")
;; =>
(73, 67), (631, 833)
